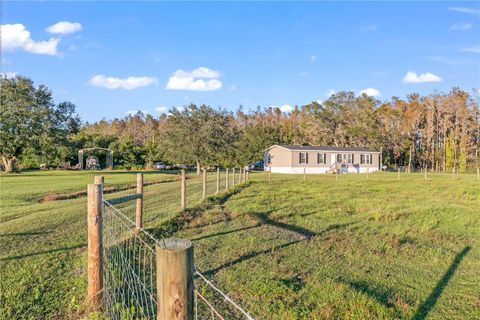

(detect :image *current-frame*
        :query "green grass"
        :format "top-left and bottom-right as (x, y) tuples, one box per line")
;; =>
(1, 170), (479, 319)
(176, 172), (480, 319)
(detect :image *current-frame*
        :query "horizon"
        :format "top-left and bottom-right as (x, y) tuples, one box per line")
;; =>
(2, 1), (480, 122)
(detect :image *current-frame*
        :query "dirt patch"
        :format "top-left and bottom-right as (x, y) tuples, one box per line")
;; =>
(37, 177), (181, 203)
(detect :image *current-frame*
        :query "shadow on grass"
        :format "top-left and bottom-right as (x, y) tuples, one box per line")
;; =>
(412, 246), (471, 320)
(339, 279), (397, 309)
(0, 230), (53, 237)
(203, 221), (353, 277)
(0, 243), (85, 261)
(145, 182), (253, 239)
(192, 224), (262, 241)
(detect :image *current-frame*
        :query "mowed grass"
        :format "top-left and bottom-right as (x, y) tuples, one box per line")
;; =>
(175, 172), (480, 319)
(0, 170), (192, 319)
(1, 170), (479, 319)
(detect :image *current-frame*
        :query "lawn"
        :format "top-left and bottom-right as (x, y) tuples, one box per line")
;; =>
(0, 170), (479, 319)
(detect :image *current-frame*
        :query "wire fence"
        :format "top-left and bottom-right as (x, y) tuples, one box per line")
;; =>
(103, 200), (158, 320)
(99, 168), (253, 320)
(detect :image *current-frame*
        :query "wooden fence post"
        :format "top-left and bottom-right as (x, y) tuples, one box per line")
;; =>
(87, 183), (103, 308)
(135, 173), (143, 232)
(216, 167), (220, 194)
(268, 167), (272, 182)
(424, 165), (427, 180)
(303, 167), (306, 181)
(367, 168), (369, 179)
(94, 176), (104, 184)
(397, 167), (400, 181)
(232, 168), (236, 186)
(202, 168), (206, 199)
(181, 169), (186, 210)
(225, 168), (229, 191)
(477, 167), (479, 181)
(243, 167), (246, 182)
(156, 238), (194, 320)
(246, 169), (249, 180)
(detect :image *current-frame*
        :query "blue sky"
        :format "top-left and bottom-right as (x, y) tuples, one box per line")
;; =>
(2, 1), (480, 122)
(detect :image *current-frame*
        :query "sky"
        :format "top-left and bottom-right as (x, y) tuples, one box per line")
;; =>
(2, 1), (480, 122)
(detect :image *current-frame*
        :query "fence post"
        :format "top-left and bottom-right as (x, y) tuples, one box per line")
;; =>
(225, 168), (229, 191)
(246, 169), (249, 180)
(397, 167), (400, 181)
(135, 173), (144, 232)
(181, 169), (186, 210)
(216, 167), (220, 194)
(424, 165), (427, 180)
(477, 167), (479, 181)
(156, 238), (194, 320)
(232, 167), (236, 186)
(242, 167), (246, 182)
(367, 168), (369, 179)
(87, 183), (103, 308)
(268, 167), (272, 182)
(202, 168), (206, 199)
(303, 167), (306, 181)
(94, 176), (104, 184)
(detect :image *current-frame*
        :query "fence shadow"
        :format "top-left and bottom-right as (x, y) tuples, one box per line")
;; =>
(412, 246), (471, 320)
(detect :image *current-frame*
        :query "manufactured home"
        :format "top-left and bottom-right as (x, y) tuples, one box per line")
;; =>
(264, 145), (380, 174)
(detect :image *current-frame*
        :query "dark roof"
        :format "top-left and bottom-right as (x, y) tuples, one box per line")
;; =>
(274, 145), (379, 153)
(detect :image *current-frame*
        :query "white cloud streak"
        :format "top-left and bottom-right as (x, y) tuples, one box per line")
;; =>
(448, 7), (480, 16)
(89, 75), (159, 90)
(166, 67), (222, 91)
(461, 45), (480, 53)
(450, 22), (472, 30)
(403, 71), (442, 83)
(155, 106), (169, 113)
(2, 24), (59, 55)
(46, 21), (82, 34)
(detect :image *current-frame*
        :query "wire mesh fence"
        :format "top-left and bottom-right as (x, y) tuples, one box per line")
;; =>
(103, 200), (158, 320)
(97, 168), (253, 320)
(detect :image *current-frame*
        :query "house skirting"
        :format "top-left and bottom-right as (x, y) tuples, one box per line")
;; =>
(265, 166), (379, 174)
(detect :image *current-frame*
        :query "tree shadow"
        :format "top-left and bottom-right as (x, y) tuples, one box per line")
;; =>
(0, 243), (86, 261)
(338, 279), (397, 309)
(0, 230), (53, 237)
(192, 224), (262, 241)
(412, 246), (471, 320)
(202, 220), (354, 277)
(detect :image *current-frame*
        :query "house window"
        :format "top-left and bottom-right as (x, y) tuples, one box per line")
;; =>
(317, 153), (326, 164)
(336, 154), (342, 162)
(361, 154), (372, 164)
(299, 152), (308, 164)
(347, 154), (353, 164)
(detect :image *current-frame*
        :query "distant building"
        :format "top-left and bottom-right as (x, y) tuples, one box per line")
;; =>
(264, 145), (380, 174)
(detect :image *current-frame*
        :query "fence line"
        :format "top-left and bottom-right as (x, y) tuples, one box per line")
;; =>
(89, 168), (253, 320)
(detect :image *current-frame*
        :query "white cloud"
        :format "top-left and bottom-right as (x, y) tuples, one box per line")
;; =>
(2, 72), (17, 79)
(2, 24), (60, 55)
(451, 22), (472, 30)
(310, 55), (316, 62)
(89, 75), (159, 90)
(166, 67), (222, 91)
(403, 71), (442, 83)
(461, 45), (480, 53)
(359, 88), (381, 97)
(155, 106), (169, 113)
(126, 110), (148, 116)
(270, 104), (293, 113)
(448, 7), (480, 16)
(46, 21), (82, 35)
(326, 89), (336, 97)
(364, 25), (377, 31)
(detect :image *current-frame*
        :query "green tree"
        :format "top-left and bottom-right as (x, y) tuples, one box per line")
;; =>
(0, 75), (80, 172)
(161, 105), (236, 173)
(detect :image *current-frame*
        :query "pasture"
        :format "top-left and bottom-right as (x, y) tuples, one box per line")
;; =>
(1, 171), (479, 319)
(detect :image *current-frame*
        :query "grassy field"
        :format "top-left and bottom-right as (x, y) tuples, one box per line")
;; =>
(1, 170), (479, 319)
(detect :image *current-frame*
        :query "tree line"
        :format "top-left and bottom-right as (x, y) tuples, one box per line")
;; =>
(1, 75), (479, 173)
